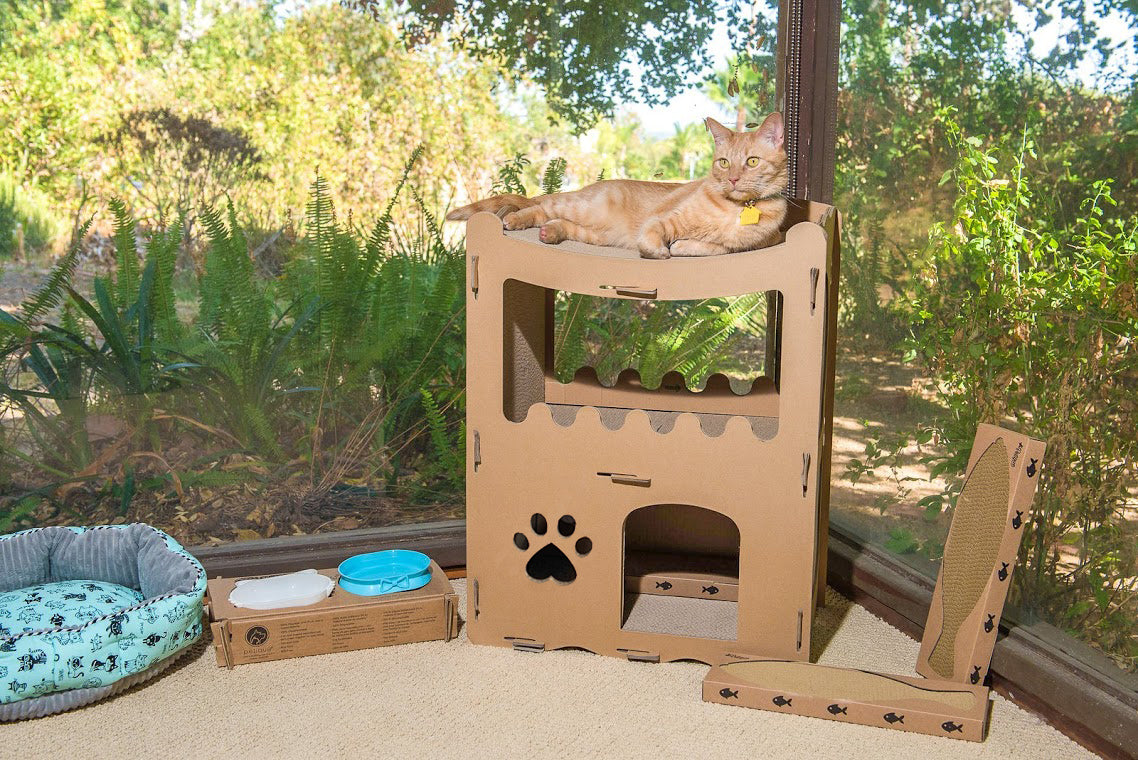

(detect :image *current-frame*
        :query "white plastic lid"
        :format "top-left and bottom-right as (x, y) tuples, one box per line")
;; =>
(228, 569), (335, 610)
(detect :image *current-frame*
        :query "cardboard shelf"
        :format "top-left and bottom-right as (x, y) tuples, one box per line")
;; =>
(545, 368), (779, 420)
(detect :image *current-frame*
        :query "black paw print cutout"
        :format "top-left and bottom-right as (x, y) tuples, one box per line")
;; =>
(514, 513), (592, 583)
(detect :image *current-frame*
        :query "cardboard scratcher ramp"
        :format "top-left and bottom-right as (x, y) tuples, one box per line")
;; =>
(464, 202), (840, 664)
(701, 424), (1046, 742)
(927, 439), (1009, 677)
(917, 423), (1047, 684)
(703, 659), (990, 742)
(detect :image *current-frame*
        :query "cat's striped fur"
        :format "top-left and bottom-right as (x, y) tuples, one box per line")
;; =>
(447, 112), (787, 259)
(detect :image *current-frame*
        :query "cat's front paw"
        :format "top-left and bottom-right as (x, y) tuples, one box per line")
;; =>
(502, 211), (528, 230)
(639, 245), (672, 259)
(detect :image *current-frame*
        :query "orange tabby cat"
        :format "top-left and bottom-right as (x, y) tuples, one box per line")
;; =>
(446, 112), (787, 259)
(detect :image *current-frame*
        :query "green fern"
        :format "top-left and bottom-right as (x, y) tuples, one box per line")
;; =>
(15, 219), (91, 326)
(541, 157), (568, 195)
(419, 388), (464, 490)
(108, 198), (140, 312)
(144, 215), (184, 343)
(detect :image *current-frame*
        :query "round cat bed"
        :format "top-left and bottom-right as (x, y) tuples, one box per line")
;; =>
(0, 524), (206, 721)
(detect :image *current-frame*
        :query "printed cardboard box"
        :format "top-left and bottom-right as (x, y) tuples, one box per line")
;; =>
(206, 561), (458, 667)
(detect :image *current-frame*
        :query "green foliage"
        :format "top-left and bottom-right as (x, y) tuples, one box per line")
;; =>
(14, 220), (90, 325)
(491, 153), (530, 196)
(419, 388), (464, 493)
(0, 0), (517, 247)
(0, 174), (63, 257)
(897, 124), (1138, 669)
(553, 293), (769, 390)
(0, 160), (468, 527)
(540, 157), (567, 196)
(358, 0), (721, 129)
(100, 108), (264, 240)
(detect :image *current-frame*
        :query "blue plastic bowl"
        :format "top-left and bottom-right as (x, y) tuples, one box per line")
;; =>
(337, 549), (432, 596)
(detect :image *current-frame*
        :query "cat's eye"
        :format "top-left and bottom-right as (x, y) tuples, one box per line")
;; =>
(745, 156), (760, 167)
(716, 158), (730, 168)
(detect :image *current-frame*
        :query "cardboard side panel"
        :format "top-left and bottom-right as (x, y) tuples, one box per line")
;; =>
(916, 424), (1047, 684)
(465, 208), (836, 664)
(702, 659), (989, 743)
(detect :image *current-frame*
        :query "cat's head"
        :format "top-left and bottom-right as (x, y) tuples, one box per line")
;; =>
(704, 112), (787, 202)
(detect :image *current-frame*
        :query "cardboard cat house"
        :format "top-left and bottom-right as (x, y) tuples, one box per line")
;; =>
(463, 201), (840, 664)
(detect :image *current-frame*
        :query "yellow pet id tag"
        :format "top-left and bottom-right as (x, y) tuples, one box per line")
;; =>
(739, 205), (762, 226)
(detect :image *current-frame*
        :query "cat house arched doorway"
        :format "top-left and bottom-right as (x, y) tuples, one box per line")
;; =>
(621, 504), (740, 641)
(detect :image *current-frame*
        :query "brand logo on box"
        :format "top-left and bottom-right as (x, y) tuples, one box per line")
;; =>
(245, 625), (270, 647)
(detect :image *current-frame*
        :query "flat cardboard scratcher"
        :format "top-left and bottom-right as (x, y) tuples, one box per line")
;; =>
(703, 660), (990, 741)
(918, 423), (1046, 684)
(464, 202), (840, 664)
(701, 424), (1046, 742)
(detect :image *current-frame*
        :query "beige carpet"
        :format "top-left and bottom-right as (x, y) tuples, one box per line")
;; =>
(4, 582), (1092, 760)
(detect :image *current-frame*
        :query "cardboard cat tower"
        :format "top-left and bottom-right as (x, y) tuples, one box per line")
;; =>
(463, 200), (840, 664)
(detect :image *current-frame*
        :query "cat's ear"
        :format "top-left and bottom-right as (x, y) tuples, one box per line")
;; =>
(705, 117), (732, 145)
(755, 112), (785, 150)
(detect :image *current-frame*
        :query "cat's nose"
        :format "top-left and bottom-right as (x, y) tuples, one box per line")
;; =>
(728, 177), (739, 186)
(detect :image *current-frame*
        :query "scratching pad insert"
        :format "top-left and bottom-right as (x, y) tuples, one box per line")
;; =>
(622, 594), (737, 641)
(928, 439), (1010, 678)
(719, 661), (978, 712)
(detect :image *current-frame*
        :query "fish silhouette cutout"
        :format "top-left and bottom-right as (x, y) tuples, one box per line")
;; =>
(702, 585), (720, 595)
(525, 543), (577, 583)
(942, 721), (964, 733)
(719, 688), (738, 699)
(827, 704), (848, 715)
(883, 712), (905, 725)
(970, 665), (982, 684)
(655, 581), (673, 591)
(1026, 458), (1038, 477)
(1012, 510), (1023, 529)
(984, 614), (995, 633)
(771, 695), (792, 707)
(998, 562), (1009, 581)
(928, 438), (1010, 678)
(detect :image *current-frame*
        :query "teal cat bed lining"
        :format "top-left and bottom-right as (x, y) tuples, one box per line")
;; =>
(0, 524), (206, 721)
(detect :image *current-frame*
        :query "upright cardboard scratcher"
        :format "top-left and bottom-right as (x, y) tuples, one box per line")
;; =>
(702, 424), (1046, 742)
(464, 201), (840, 664)
(916, 423), (1047, 685)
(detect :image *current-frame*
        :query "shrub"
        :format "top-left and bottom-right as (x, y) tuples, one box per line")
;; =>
(0, 174), (64, 257)
(900, 122), (1138, 670)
